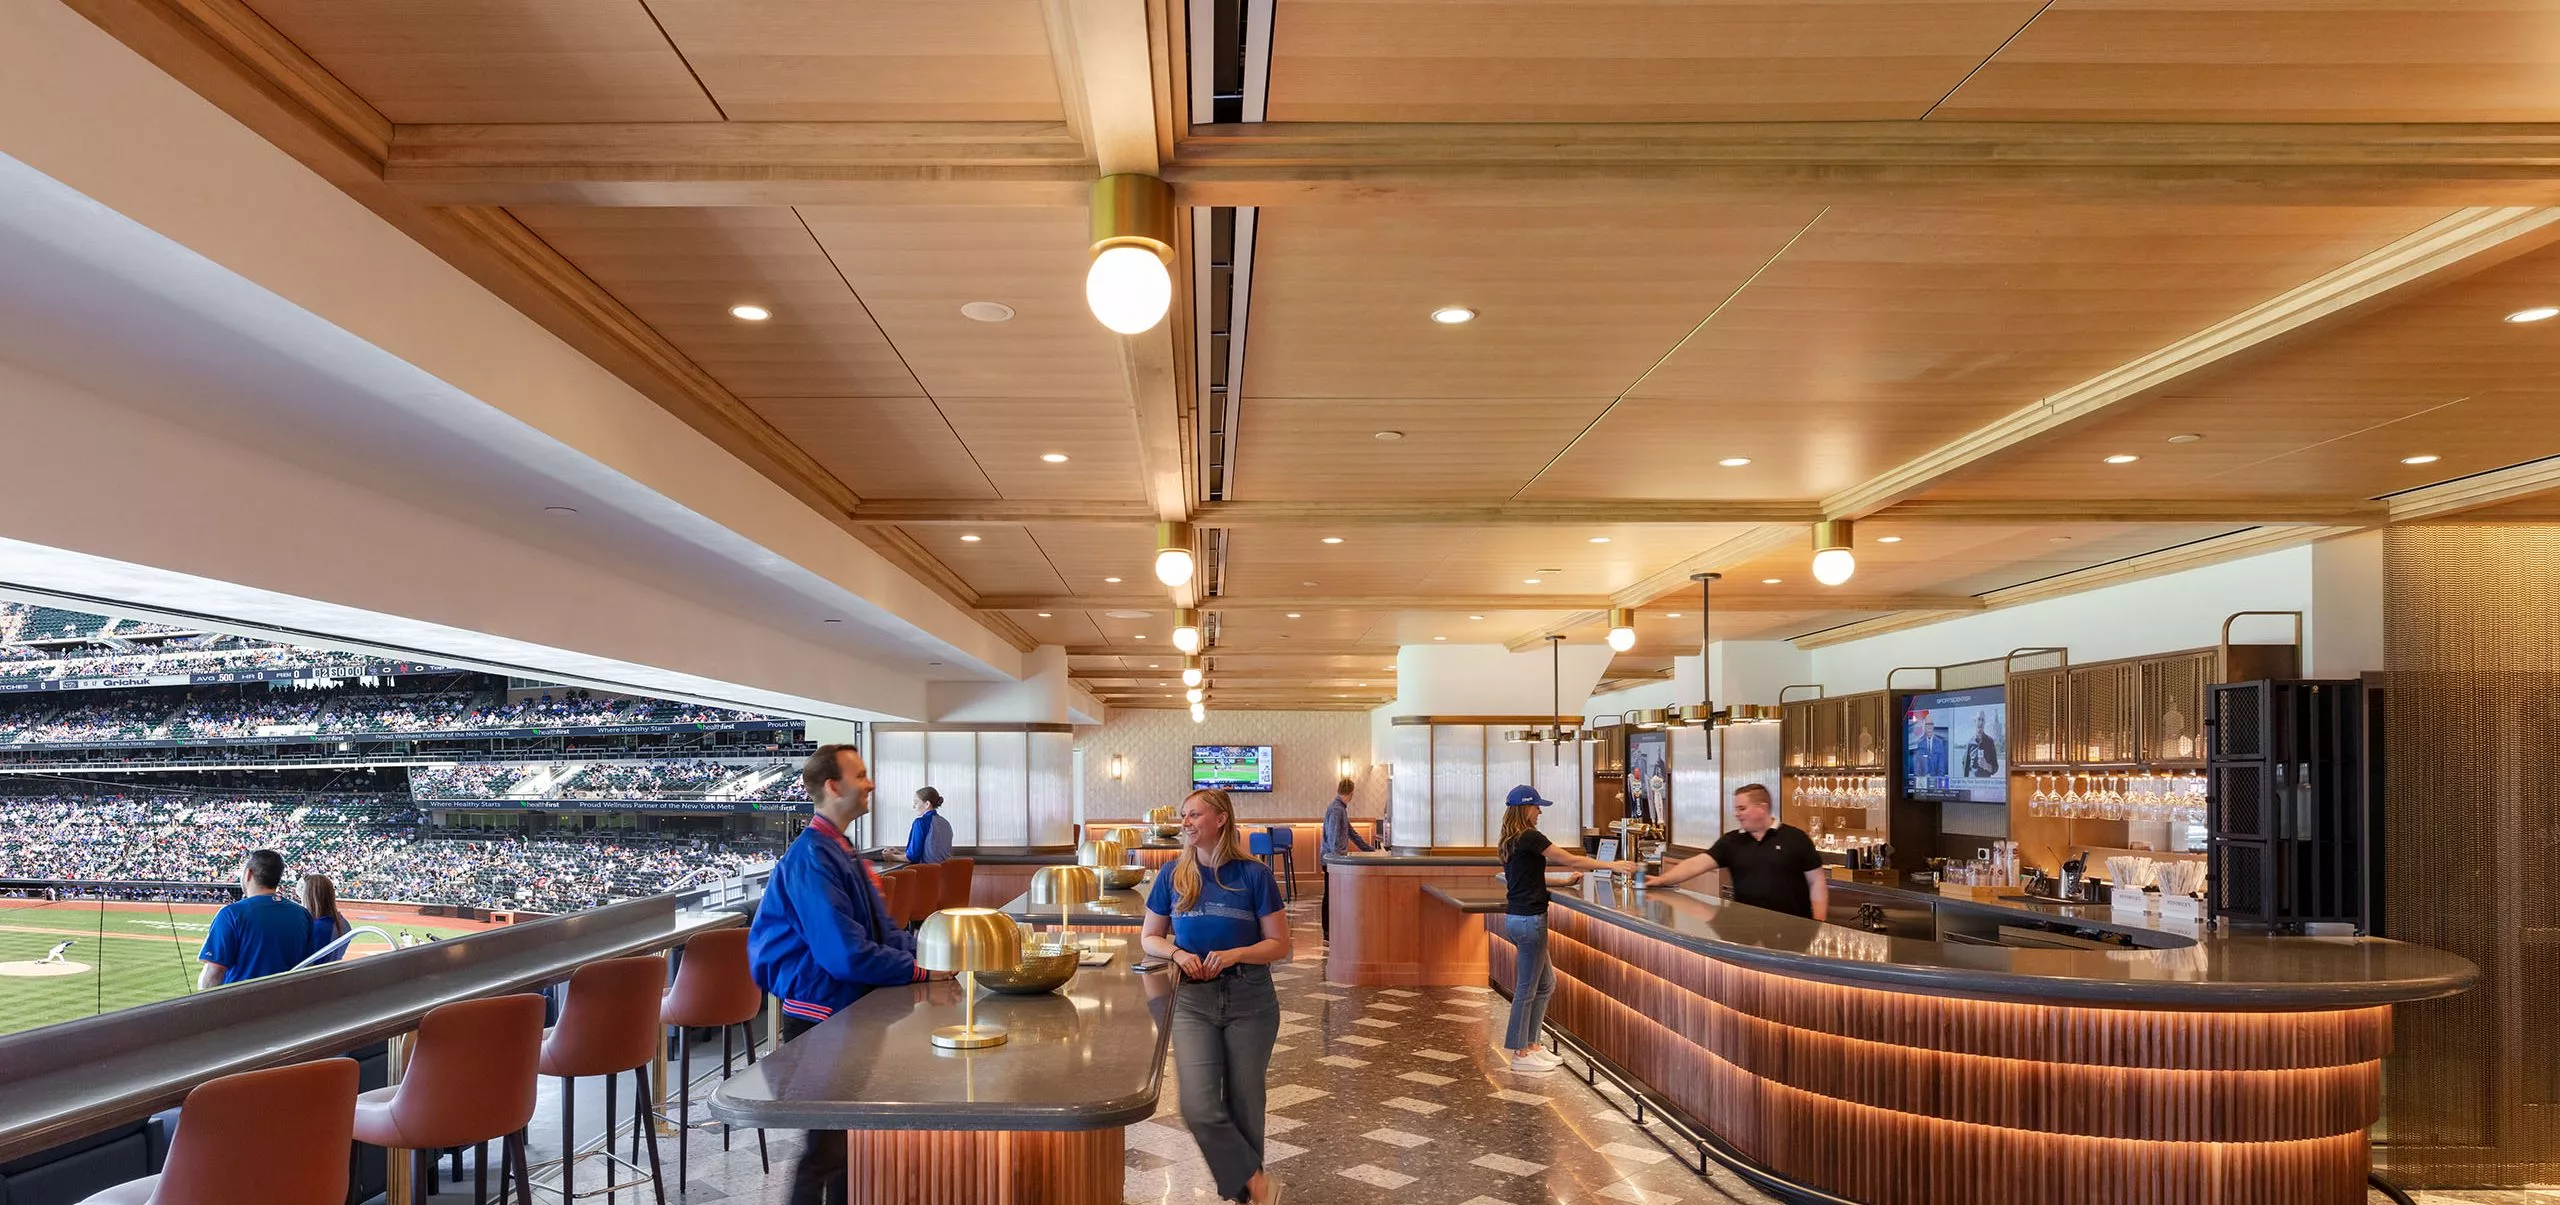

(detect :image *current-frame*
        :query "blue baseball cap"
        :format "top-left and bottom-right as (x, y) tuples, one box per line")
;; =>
(1505, 784), (1555, 809)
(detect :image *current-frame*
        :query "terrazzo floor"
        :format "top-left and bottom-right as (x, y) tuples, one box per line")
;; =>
(448, 897), (2547, 1205)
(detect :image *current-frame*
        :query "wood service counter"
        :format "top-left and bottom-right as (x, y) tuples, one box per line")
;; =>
(1084, 819), (1376, 877)
(1321, 851), (1500, 985)
(1429, 878), (2476, 1205)
(711, 959), (1173, 1205)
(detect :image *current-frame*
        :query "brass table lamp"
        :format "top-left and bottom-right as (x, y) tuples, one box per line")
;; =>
(917, 908), (1023, 1049)
(1107, 826), (1148, 851)
(1076, 838), (1126, 868)
(1030, 864), (1102, 951)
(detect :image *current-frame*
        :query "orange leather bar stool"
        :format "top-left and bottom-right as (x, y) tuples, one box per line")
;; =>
(901, 863), (943, 925)
(877, 869), (914, 931)
(78, 1058), (360, 1205)
(938, 857), (976, 911)
(541, 957), (669, 1205)
(660, 929), (768, 1187)
(353, 995), (546, 1205)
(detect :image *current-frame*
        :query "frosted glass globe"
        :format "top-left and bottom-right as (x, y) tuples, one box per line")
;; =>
(1154, 547), (1195, 587)
(1812, 547), (1857, 586)
(1186, 687), (1205, 704)
(1181, 667), (1203, 688)
(1171, 625), (1203, 654)
(1606, 626), (1636, 652)
(1086, 245), (1171, 334)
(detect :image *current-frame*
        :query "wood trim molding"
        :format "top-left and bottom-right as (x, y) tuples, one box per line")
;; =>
(1823, 206), (2560, 520)
(856, 497), (2394, 528)
(1390, 715), (1586, 726)
(2385, 454), (2560, 521)
(852, 501), (1158, 525)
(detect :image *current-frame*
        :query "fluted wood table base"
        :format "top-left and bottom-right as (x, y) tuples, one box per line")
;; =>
(843, 1127), (1122, 1205)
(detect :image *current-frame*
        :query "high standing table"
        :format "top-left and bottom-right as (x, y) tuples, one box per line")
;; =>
(709, 963), (1173, 1205)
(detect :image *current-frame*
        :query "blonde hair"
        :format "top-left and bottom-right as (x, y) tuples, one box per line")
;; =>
(1171, 788), (1251, 912)
(1496, 804), (1543, 862)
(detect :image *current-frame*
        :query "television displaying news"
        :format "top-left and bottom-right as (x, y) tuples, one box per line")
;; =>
(1902, 688), (2006, 804)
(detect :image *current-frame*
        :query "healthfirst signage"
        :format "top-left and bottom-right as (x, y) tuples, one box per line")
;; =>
(422, 798), (813, 814)
(6, 718), (806, 749)
(0, 663), (447, 693)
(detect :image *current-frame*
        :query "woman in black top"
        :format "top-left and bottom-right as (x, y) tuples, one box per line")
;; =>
(1493, 785), (1630, 1073)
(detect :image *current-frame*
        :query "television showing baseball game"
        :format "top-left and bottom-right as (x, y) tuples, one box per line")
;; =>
(1192, 745), (1276, 792)
(1901, 688), (2007, 804)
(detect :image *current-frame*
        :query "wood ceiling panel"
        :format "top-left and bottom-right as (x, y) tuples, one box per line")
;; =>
(937, 400), (1147, 501)
(1214, 525), (1474, 596)
(1928, 235), (2560, 505)
(1690, 522), (2246, 603)
(1241, 204), (1825, 399)
(1020, 525), (1160, 593)
(1003, 610), (1109, 649)
(797, 207), (1124, 400)
(896, 525), (1069, 596)
(1937, 0), (2560, 122)
(242, 0), (722, 122)
(643, 0), (1063, 120)
(1229, 398), (1612, 502)
(1402, 524), (1767, 596)
(510, 207), (921, 399)
(1524, 204), (2447, 499)
(745, 397), (996, 498)
(1264, 0), (2046, 121)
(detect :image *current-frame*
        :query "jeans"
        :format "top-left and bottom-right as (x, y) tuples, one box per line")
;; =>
(778, 1013), (844, 1205)
(1503, 913), (1555, 1051)
(1172, 965), (1282, 1202)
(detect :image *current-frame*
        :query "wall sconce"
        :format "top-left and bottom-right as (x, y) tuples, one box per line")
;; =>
(1337, 756), (1355, 780)
(1108, 754), (1126, 781)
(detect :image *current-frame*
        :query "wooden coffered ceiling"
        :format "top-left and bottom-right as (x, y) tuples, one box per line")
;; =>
(64, 0), (2560, 709)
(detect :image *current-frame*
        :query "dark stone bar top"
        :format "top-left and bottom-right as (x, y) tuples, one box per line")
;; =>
(1426, 877), (2477, 1009)
(709, 962), (1174, 1131)
(999, 884), (1153, 927)
(1324, 850), (1501, 868)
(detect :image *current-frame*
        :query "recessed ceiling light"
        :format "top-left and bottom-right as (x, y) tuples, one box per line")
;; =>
(1041, 452), (1069, 463)
(1357, 682), (1369, 687)
(2401, 454), (2442, 465)
(822, 618), (841, 624)
(1134, 634), (1146, 640)
(1665, 613), (1682, 619)
(1523, 578), (1542, 585)
(1104, 577), (1122, 583)
(1036, 611), (1053, 618)
(960, 301), (1015, 322)
(1717, 457), (1752, 468)
(2166, 433), (2204, 444)
(928, 660), (944, 666)
(1433, 636), (1447, 641)
(1373, 431), (1405, 441)
(959, 533), (982, 542)
(1589, 536), (1611, 544)
(1103, 609), (1154, 619)
(1304, 581), (1319, 587)
(1876, 536), (1903, 544)
(1468, 614), (1484, 621)
(1430, 306), (1476, 325)
(2049, 536), (2074, 544)
(1286, 613), (1302, 619)
(1762, 578), (1782, 585)
(2507, 306), (2560, 323)
(729, 304), (771, 322)
(544, 505), (578, 515)
(1148, 664), (1159, 669)
(1321, 536), (1344, 544)
(2103, 454), (2141, 465)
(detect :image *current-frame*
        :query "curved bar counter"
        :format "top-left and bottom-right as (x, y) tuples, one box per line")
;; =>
(1424, 873), (2474, 1205)
(1323, 851), (1503, 985)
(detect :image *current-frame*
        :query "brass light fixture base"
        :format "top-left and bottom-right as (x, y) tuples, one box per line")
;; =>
(930, 1023), (1009, 1049)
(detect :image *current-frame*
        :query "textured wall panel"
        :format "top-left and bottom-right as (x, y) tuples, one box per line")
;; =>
(2380, 525), (2560, 1183)
(1671, 725), (1717, 847)
(1432, 725), (1488, 847)
(925, 730), (980, 847)
(975, 729), (1030, 847)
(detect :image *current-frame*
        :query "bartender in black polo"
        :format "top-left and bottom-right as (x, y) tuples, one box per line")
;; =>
(1650, 782), (1828, 919)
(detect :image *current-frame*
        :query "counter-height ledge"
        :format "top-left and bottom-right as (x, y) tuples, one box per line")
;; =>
(710, 962), (1174, 1205)
(999, 884), (1152, 928)
(1449, 877), (2478, 1205)
(1323, 850), (1501, 985)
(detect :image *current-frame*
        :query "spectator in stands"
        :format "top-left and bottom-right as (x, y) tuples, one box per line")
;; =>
(749, 745), (939, 1205)
(197, 849), (314, 988)
(902, 787), (953, 864)
(304, 873), (350, 965)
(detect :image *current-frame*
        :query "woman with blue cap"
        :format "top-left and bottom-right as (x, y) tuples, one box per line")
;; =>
(1494, 784), (1631, 1073)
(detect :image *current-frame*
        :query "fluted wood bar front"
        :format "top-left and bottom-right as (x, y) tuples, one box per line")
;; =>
(1322, 852), (1499, 985)
(1440, 880), (2475, 1205)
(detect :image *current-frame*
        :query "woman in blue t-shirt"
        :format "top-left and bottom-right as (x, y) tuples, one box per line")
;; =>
(1141, 788), (1291, 1205)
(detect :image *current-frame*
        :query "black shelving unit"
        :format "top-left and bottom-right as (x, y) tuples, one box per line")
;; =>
(2205, 679), (2374, 932)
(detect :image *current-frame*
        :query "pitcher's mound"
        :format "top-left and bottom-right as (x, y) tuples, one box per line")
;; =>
(0, 959), (90, 977)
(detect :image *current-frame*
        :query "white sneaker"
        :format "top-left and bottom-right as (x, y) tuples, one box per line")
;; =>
(1528, 1048), (1566, 1068)
(1508, 1052), (1561, 1073)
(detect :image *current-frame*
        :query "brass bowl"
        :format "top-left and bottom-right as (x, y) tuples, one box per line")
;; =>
(977, 944), (1079, 995)
(1150, 823), (1181, 841)
(1097, 864), (1147, 891)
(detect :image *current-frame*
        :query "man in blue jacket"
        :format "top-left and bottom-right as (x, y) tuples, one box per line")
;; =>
(750, 743), (940, 1205)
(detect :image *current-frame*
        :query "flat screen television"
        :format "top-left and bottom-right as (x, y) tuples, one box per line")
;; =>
(1901, 687), (2007, 804)
(1192, 745), (1275, 792)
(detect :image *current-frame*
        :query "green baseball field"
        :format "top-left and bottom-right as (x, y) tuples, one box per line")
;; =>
(0, 899), (486, 1037)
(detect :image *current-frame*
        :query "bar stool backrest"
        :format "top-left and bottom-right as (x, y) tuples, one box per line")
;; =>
(662, 928), (760, 1029)
(876, 869), (911, 927)
(156, 1058), (360, 1205)
(938, 857), (975, 911)
(901, 863), (944, 923)
(1268, 827), (1295, 850)
(542, 956), (670, 1078)
(394, 994), (547, 1147)
(1247, 832), (1275, 858)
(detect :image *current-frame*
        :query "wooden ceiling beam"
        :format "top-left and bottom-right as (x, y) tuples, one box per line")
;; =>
(852, 500), (1159, 525)
(2387, 455), (2560, 522)
(1871, 499), (2389, 526)
(989, 593), (1977, 613)
(855, 497), (2383, 527)
(383, 121), (1096, 207)
(1170, 122), (2560, 208)
(1067, 645), (1396, 657)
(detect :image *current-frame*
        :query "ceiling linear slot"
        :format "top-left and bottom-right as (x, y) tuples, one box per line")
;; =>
(1188, 0), (1268, 125)
(1187, 0), (1270, 507)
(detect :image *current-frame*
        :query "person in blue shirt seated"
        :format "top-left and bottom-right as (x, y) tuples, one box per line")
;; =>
(750, 744), (947, 1205)
(902, 787), (954, 864)
(1141, 788), (1292, 1205)
(197, 848), (316, 989)
(305, 874), (351, 965)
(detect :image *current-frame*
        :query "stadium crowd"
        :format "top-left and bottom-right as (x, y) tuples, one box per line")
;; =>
(0, 793), (777, 913)
(0, 687), (787, 746)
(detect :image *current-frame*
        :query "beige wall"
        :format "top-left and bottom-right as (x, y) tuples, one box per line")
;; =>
(1079, 709), (1384, 822)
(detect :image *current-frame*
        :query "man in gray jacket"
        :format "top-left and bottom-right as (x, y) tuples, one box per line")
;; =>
(1321, 778), (1373, 940)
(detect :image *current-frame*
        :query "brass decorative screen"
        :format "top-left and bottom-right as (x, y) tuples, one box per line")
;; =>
(1781, 701), (1814, 769)
(2066, 662), (2139, 764)
(1809, 698), (1845, 767)
(1843, 692), (1889, 770)
(2009, 666), (2069, 766)
(2379, 524), (2560, 1185)
(2139, 649), (2215, 765)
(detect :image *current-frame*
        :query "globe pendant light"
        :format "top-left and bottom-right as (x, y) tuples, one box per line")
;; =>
(1181, 656), (1203, 689)
(1811, 519), (1857, 586)
(1086, 175), (1175, 334)
(1153, 520), (1197, 588)
(1605, 607), (1637, 653)
(1170, 608), (1203, 655)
